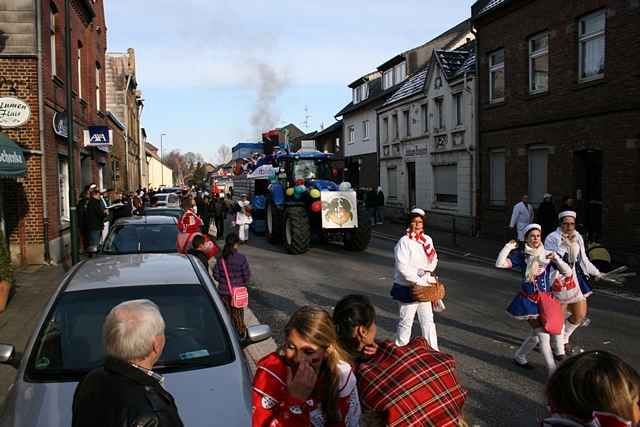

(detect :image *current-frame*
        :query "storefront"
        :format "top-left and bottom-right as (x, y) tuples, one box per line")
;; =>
(0, 133), (26, 250)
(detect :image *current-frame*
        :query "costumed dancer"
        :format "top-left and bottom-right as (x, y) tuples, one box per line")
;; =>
(544, 210), (602, 357)
(496, 224), (571, 376)
(391, 208), (443, 350)
(235, 194), (252, 243)
(177, 196), (218, 258)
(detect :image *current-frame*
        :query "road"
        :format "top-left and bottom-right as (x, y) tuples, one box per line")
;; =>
(241, 234), (640, 427)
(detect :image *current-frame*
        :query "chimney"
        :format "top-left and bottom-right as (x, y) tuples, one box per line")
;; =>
(127, 48), (136, 75)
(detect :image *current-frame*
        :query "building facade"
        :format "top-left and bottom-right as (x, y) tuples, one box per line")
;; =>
(313, 120), (344, 180)
(472, 0), (640, 261)
(1, 0), (109, 264)
(145, 143), (173, 189)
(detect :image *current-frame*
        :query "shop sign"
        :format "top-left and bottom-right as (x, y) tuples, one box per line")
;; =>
(83, 126), (113, 147)
(0, 97), (31, 128)
(53, 111), (68, 138)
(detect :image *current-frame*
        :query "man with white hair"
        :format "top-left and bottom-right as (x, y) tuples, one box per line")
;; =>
(72, 299), (184, 427)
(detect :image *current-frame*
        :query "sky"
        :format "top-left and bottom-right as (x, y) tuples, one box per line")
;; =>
(105, 0), (472, 164)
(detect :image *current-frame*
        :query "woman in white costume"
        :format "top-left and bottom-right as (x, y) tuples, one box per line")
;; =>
(544, 210), (602, 358)
(496, 224), (571, 376)
(235, 194), (253, 243)
(390, 208), (443, 351)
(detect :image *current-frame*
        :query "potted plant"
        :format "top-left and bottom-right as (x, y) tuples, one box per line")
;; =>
(0, 230), (15, 313)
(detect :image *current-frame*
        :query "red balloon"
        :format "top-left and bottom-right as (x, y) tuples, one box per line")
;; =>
(311, 201), (322, 213)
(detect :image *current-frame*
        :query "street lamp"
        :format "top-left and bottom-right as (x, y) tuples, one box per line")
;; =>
(160, 132), (167, 186)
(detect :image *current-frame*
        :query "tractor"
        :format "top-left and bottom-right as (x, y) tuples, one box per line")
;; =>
(252, 149), (371, 254)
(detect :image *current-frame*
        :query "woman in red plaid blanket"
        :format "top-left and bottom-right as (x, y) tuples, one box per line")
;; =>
(252, 306), (361, 427)
(333, 295), (467, 427)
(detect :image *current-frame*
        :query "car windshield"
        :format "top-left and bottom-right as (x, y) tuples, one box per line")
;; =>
(146, 209), (183, 219)
(292, 159), (331, 180)
(26, 285), (234, 382)
(102, 224), (178, 254)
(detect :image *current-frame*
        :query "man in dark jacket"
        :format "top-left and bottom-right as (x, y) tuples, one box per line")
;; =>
(72, 299), (184, 427)
(538, 193), (557, 240)
(76, 184), (93, 252)
(84, 188), (106, 257)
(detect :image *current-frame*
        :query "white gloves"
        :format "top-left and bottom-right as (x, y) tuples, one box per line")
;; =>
(496, 241), (517, 268)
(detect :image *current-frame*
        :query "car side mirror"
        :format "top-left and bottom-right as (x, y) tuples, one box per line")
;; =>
(0, 343), (16, 366)
(242, 324), (272, 348)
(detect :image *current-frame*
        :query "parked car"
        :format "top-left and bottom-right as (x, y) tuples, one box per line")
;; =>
(102, 216), (178, 254)
(156, 186), (183, 194)
(151, 192), (180, 207)
(0, 253), (271, 427)
(144, 206), (184, 219)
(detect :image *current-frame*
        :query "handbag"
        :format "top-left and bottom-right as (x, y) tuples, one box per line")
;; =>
(551, 274), (581, 304)
(533, 281), (563, 335)
(221, 258), (249, 309)
(208, 221), (217, 237)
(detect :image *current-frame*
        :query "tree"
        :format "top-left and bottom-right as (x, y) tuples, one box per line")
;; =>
(215, 144), (232, 165)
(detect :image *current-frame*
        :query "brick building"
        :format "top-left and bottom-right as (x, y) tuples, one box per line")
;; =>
(472, 0), (640, 262)
(0, 0), (110, 264)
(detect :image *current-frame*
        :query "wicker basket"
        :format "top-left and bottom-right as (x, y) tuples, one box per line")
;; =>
(419, 280), (446, 302)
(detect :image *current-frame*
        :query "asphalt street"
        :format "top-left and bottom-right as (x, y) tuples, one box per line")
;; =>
(242, 233), (640, 427)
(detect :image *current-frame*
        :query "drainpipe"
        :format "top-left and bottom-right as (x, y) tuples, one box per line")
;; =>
(471, 27), (481, 236)
(123, 73), (132, 191)
(35, 0), (51, 263)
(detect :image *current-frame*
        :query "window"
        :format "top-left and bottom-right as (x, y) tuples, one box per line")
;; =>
(348, 126), (355, 144)
(453, 93), (463, 126)
(58, 157), (70, 222)
(362, 120), (369, 139)
(382, 117), (389, 142)
(391, 114), (398, 139)
(102, 224), (180, 254)
(529, 33), (549, 93)
(50, 8), (57, 77)
(421, 104), (428, 133)
(77, 42), (83, 98)
(434, 164), (458, 204)
(95, 63), (101, 111)
(489, 150), (505, 206)
(394, 62), (406, 85)
(361, 83), (369, 100)
(528, 147), (548, 206)
(387, 167), (398, 198)
(434, 98), (444, 131)
(403, 110), (411, 138)
(489, 49), (505, 103)
(579, 10), (606, 81)
(353, 88), (359, 104)
(383, 145), (390, 156)
(383, 70), (394, 90)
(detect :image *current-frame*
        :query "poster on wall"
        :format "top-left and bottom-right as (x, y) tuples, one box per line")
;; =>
(0, 97), (31, 128)
(320, 191), (358, 229)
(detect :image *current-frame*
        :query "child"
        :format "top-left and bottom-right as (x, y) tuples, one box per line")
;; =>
(187, 234), (210, 272)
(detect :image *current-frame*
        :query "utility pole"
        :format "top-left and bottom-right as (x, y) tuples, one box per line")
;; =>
(64, 0), (79, 264)
(161, 132), (166, 186)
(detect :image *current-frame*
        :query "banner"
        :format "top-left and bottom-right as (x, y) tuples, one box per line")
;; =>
(83, 126), (113, 147)
(321, 191), (358, 229)
(247, 164), (276, 179)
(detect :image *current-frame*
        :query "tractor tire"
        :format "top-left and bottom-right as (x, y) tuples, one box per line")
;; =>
(344, 203), (371, 251)
(266, 202), (283, 244)
(284, 207), (311, 254)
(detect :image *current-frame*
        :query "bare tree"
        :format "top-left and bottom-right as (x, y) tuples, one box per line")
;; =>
(215, 144), (232, 165)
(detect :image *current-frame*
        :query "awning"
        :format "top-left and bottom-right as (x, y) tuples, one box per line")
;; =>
(0, 133), (26, 177)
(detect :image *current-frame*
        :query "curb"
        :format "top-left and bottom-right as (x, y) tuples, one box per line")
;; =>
(371, 231), (496, 266)
(243, 307), (277, 375)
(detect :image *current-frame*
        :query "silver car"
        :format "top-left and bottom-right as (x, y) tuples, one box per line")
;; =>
(102, 215), (179, 254)
(0, 254), (270, 427)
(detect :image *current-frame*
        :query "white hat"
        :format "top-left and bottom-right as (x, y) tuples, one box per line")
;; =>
(558, 211), (577, 220)
(543, 193), (552, 199)
(410, 208), (426, 217)
(523, 223), (542, 236)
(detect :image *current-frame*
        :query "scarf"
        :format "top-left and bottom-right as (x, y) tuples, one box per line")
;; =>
(406, 229), (437, 263)
(524, 244), (547, 283)
(561, 232), (580, 265)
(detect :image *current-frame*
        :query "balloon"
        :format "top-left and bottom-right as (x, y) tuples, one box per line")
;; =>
(286, 187), (295, 197)
(311, 201), (322, 212)
(294, 185), (306, 194)
(295, 179), (305, 186)
(310, 189), (321, 199)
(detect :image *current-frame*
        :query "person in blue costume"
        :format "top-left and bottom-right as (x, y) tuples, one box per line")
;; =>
(496, 224), (572, 376)
(544, 211), (603, 359)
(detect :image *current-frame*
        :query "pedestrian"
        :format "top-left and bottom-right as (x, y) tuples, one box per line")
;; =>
(365, 188), (377, 226)
(509, 194), (534, 245)
(72, 299), (184, 427)
(212, 194), (226, 240)
(84, 188), (106, 258)
(199, 194), (211, 234)
(375, 186), (385, 225)
(212, 233), (250, 338)
(538, 193), (556, 241)
(187, 234), (210, 272)
(390, 208), (442, 350)
(177, 196), (203, 234)
(252, 306), (361, 427)
(99, 189), (111, 244)
(496, 224), (572, 376)
(76, 184), (93, 252)
(333, 295), (467, 427)
(543, 351), (640, 427)
(195, 191), (205, 216)
(545, 211), (603, 358)
(235, 194), (252, 243)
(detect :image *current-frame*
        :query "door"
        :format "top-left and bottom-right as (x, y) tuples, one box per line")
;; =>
(407, 162), (416, 209)
(574, 149), (603, 239)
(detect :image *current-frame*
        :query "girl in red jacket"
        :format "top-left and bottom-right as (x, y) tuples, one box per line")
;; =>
(252, 306), (361, 427)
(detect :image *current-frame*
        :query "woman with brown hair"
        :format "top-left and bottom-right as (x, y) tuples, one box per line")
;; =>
(252, 306), (361, 427)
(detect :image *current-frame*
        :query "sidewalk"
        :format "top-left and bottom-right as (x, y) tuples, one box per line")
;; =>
(372, 221), (503, 265)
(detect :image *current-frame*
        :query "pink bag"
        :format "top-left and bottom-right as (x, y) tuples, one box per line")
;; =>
(536, 292), (563, 335)
(221, 258), (249, 309)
